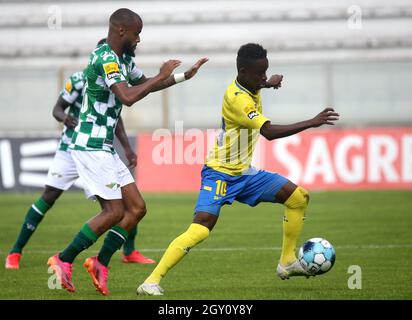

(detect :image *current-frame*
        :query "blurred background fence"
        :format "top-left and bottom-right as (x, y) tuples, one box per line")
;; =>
(0, 0), (411, 192)
(0, 0), (411, 132)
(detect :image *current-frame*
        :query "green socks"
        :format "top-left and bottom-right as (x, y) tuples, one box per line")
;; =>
(59, 224), (129, 266)
(98, 226), (129, 266)
(10, 198), (52, 254)
(59, 224), (98, 263)
(123, 226), (137, 256)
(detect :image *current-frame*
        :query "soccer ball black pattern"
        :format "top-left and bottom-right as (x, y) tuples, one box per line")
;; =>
(298, 238), (336, 275)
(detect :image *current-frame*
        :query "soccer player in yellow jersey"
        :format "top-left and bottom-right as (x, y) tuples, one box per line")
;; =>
(137, 43), (339, 295)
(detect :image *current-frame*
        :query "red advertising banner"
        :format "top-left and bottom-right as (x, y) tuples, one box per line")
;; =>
(136, 128), (412, 192)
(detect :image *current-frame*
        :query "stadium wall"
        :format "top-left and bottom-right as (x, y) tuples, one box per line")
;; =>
(0, 135), (135, 192)
(136, 127), (412, 191)
(1, 128), (411, 192)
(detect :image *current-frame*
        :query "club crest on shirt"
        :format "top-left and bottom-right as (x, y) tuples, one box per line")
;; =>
(106, 182), (120, 190)
(101, 51), (116, 61)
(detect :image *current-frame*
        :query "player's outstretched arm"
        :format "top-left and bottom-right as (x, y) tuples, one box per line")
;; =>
(111, 59), (181, 106)
(135, 57), (209, 92)
(115, 116), (137, 169)
(260, 107), (340, 141)
(52, 96), (78, 128)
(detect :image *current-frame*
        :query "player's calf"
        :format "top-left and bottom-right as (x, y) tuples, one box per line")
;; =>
(279, 186), (309, 267)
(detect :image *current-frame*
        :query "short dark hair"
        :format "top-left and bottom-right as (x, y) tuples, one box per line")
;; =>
(109, 8), (141, 27)
(236, 43), (267, 71)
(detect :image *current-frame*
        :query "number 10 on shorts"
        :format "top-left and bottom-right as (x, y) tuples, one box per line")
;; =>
(215, 180), (227, 196)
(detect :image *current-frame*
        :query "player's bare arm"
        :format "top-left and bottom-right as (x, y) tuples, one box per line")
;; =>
(52, 96), (78, 128)
(115, 116), (137, 168)
(260, 107), (340, 141)
(133, 57), (209, 91)
(110, 59), (181, 106)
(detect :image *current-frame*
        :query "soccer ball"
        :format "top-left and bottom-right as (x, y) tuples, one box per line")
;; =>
(298, 238), (336, 275)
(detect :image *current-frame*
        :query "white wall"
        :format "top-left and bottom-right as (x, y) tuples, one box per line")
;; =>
(0, 0), (411, 132)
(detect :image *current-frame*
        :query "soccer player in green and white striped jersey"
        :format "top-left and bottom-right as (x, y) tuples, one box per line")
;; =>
(5, 66), (155, 269)
(47, 8), (208, 296)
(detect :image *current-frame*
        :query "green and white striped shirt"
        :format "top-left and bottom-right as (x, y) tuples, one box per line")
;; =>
(58, 71), (85, 151)
(70, 43), (143, 153)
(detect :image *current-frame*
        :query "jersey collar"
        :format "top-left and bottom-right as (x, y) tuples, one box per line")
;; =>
(234, 79), (259, 98)
(104, 43), (125, 64)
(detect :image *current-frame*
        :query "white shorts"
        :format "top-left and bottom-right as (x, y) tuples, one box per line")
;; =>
(45, 150), (93, 198)
(70, 150), (135, 200)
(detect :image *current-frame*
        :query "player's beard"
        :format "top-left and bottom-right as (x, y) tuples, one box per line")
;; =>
(123, 41), (136, 57)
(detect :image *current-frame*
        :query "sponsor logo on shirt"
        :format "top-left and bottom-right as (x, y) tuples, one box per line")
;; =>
(103, 62), (120, 80)
(107, 72), (120, 80)
(65, 80), (73, 93)
(248, 111), (259, 119)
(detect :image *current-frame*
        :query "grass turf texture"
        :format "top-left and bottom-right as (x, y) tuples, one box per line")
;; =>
(0, 191), (411, 300)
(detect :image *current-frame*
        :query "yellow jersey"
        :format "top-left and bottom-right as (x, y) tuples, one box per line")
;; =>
(205, 80), (270, 175)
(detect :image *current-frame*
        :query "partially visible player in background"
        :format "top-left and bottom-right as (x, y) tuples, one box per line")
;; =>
(5, 62), (154, 270)
(47, 8), (208, 296)
(137, 43), (339, 295)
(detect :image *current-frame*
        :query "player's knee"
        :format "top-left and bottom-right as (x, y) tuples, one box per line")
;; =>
(140, 202), (147, 216)
(130, 201), (147, 220)
(42, 187), (62, 205)
(186, 223), (210, 243)
(285, 186), (309, 210)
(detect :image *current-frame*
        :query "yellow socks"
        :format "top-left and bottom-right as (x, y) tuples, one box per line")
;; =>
(280, 186), (309, 266)
(144, 223), (210, 284)
(143, 187), (308, 284)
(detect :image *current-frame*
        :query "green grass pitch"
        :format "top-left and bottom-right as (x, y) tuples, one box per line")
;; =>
(0, 191), (411, 300)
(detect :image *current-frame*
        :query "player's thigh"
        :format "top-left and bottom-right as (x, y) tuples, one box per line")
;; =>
(115, 153), (145, 214)
(236, 170), (292, 206)
(114, 152), (135, 189)
(45, 150), (79, 191)
(194, 167), (241, 217)
(96, 196), (125, 215)
(121, 182), (146, 215)
(91, 196), (125, 234)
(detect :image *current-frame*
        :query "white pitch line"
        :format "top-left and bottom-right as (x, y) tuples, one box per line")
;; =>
(1, 243), (412, 255)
